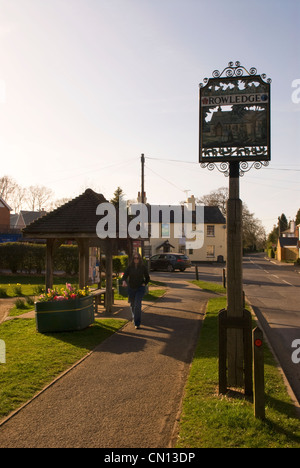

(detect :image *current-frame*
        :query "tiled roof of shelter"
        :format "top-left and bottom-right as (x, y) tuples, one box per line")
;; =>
(23, 189), (108, 236)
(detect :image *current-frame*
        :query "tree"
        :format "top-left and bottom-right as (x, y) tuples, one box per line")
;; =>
(0, 175), (18, 205)
(295, 208), (300, 226)
(10, 185), (27, 213)
(110, 187), (125, 209)
(278, 213), (288, 236)
(242, 205), (266, 251)
(267, 225), (278, 245)
(49, 197), (73, 211)
(198, 186), (266, 251)
(26, 185), (54, 211)
(197, 187), (228, 216)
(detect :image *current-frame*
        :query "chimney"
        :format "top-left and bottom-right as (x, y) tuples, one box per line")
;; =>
(187, 195), (196, 210)
(290, 220), (296, 234)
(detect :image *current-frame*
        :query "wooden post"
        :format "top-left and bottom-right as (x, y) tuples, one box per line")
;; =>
(218, 308), (253, 395)
(226, 161), (244, 387)
(46, 239), (55, 291)
(253, 327), (265, 419)
(195, 265), (199, 280)
(218, 309), (228, 394)
(222, 268), (226, 288)
(105, 240), (113, 314)
(78, 239), (89, 288)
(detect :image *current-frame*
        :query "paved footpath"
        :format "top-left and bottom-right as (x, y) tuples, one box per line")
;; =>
(0, 278), (214, 448)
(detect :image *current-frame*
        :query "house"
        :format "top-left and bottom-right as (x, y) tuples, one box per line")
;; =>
(0, 204), (46, 243)
(0, 197), (12, 231)
(144, 195), (227, 262)
(0, 197), (23, 243)
(10, 210), (46, 230)
(276, 220), (299, 262)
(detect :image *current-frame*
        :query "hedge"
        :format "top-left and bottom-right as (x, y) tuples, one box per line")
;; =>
(0, 243), (79, 274)
(0, 243), (130, 276)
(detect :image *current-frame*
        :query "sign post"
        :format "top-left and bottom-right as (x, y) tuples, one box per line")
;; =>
(199, 61), (271, 394)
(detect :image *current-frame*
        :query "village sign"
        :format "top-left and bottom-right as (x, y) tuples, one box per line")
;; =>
(199, 61), (271, 173)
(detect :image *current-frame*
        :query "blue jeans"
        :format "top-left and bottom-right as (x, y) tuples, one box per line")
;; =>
(128, 286), (146, 327)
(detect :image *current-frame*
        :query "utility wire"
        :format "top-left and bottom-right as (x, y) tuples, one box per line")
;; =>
(145, 156), (300, 171)
(144, 164), (187, 194)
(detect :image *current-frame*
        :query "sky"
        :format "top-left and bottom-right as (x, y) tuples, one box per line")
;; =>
(0, 0), (299, 233)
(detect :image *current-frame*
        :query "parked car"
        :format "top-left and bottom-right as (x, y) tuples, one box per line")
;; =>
(150, 253), (191, 272)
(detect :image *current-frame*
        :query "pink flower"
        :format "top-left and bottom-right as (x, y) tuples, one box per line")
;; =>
(55, 295), (66, 301)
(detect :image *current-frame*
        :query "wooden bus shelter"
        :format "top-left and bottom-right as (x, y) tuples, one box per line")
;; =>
(22, 188), (133, 313)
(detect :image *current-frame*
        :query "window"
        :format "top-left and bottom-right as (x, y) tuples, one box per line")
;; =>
(207, 225), (215, 237)
(207, 245), (215, 258)
(161, 223), (170, 238)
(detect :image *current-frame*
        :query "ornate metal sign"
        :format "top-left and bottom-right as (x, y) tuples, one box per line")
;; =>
(199, 62), (271, 169)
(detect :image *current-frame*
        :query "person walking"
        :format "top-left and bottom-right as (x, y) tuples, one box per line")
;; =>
(122, 253), (150, 329)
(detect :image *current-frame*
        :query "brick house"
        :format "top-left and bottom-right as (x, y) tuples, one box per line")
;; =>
(276, 220), (299, 262)
(0, 197), (12, 232)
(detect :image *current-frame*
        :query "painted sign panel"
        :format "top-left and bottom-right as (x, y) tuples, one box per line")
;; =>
(199, 74), (270, 163)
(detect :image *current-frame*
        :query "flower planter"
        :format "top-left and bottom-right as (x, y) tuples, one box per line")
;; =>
(35, 295), (94, 333)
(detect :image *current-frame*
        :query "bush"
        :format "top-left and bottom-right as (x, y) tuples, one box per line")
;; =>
(14, 298), (28, 309)
(0, 287), (8, 298)
(113, 257), (122, 276)
(13, 284), (23, 296)
(53, 245), (78, 275)
(0, 243), (27, 273)
(0, 242), (79, 275)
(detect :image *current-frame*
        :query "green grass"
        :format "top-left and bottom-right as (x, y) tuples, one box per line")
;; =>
(0, 318), (127, 421)
(0, 275), (78, 298)
(0, 275), (166, 311)
(176, 292), (300, 448)
(190, 279), (226, 295)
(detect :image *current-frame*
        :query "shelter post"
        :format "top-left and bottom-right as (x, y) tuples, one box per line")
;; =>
(46, 239), (55, 291)
(78, 239), (89, 288)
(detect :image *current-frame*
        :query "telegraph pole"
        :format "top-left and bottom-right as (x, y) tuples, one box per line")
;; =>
(141, 153), (145, 257)
(141, 153), (145, 205)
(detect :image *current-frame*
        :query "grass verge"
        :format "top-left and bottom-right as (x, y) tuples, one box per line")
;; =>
(176, 290), (300, 448)
(0, 318), (127, 421)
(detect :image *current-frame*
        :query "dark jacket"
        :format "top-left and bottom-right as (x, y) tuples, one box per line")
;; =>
(122, 264), (150, 289)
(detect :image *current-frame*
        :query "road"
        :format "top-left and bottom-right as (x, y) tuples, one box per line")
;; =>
(152, 254), (300, 404)
(243, 253), (300, 404)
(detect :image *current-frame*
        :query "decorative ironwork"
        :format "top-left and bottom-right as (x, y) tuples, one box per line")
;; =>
(200, 161), (230, 176)
(239, 160), (269, 176)
(200, 61), (272, 87)
(202, 146), (268, 159)
(199, 61), (271, 169)
(200, 160), (269, 177)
